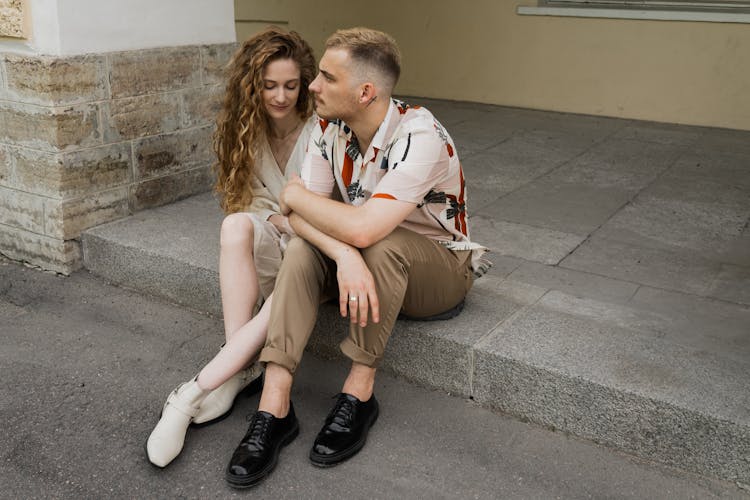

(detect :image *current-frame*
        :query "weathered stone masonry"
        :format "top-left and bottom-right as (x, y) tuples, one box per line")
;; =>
(0, 0), (24, 38)
(0, 43), (236, 273)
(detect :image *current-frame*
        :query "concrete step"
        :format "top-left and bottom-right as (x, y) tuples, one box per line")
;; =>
(81, 191), (750, 487)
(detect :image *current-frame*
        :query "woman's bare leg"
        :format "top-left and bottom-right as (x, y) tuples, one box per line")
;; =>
(197, 294), (273, 390)
(147, 294), (273, 465)
(219, 213), (261, 341)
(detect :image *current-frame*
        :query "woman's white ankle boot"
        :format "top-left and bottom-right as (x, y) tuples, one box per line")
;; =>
(192, 363), (263, 425)
(146, 379), (209, 467)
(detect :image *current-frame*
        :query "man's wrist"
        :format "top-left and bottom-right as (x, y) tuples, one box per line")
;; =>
(333, 245), (358, 264)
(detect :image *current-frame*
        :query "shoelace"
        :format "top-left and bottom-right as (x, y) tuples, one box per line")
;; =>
(328, 394), (356, 427)
(244, 413), (272, 445)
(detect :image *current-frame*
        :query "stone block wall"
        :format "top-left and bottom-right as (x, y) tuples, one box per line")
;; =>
(0, 0), (24, 38)
(0, 43), (236, 273)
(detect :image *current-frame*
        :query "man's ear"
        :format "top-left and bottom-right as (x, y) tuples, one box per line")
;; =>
(358, 82), (376, 105)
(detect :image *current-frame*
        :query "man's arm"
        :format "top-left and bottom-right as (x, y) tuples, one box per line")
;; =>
(288, 212), (379, 327)
(282, 183), (415, 248)
(283, 126), (447, 248)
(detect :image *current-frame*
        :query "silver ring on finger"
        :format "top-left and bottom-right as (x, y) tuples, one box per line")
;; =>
(349, 295), (358, 302)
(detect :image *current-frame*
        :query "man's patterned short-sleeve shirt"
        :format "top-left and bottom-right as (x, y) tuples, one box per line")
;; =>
(301, 98), (489, 277)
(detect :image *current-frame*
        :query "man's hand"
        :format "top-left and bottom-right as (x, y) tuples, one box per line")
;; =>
(335, 248), (380, 327)
(279, 174), (306, 215)
(288, 212), (378, 328)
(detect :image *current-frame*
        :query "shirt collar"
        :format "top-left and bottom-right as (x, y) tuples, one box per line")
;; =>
(369, 99), (399, 152)
(339, 99), (401, 161)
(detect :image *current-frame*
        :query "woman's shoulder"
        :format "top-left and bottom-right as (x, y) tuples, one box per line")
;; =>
(305, 113), (319, 132)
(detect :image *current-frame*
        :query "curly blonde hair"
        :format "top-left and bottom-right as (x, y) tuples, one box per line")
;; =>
(213, 27), (316, 214)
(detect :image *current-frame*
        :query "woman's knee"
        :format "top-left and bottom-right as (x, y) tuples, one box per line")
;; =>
(283, 236), (316, 262)
(220, 213), (255, 249)
(276, 237), (323, 280)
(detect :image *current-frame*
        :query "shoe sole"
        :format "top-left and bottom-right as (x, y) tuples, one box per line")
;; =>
(308, 405), (379, 468)
(225, 420), (300, 489)
(191, 375), (263, 428)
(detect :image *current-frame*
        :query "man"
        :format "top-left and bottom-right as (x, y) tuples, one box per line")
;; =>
(225, 27), (489, 489)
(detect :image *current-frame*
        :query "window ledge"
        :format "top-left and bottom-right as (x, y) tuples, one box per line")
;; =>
(517, 5), (750, 23)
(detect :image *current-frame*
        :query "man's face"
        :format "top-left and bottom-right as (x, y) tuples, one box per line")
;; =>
(309, 48), (359, 121)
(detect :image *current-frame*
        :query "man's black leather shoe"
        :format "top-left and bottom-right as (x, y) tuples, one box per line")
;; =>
(225, 403), (299, 488)
(309, 393), (379, 467)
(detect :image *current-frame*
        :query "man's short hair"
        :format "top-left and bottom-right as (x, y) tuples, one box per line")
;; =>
(325, 27), (401, 94)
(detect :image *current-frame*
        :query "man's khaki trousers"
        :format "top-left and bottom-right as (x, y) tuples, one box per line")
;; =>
(258, 227), (474, 374)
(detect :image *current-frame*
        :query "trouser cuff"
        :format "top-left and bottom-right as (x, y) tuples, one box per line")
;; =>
(259, 347), (298, 375)
(340, 337), (382, 368)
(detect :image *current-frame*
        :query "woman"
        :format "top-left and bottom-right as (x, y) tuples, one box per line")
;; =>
(146, 27), (317, 468)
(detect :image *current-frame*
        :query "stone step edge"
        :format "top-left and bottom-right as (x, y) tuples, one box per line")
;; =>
(82, 231), (223, 316)
(80, 227), (749, 487)
(470, 352), (747, 486)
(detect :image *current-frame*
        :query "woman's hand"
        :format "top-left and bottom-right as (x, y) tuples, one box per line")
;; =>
(268, 214), (294, 235)
(279, 174), (306, 215)
(335, 248), (380, 327)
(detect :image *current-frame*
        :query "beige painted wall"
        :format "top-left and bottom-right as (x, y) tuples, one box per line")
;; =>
(235, 0), (750, 130)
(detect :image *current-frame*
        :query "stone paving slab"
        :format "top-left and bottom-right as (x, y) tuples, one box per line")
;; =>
(537, 290), (750, 383)
(612, 122), (704, 146)
(641, 176), (750, 232)
(470, 215), (584, 265)
(482, 253), (524, 276)
(627, 286), (750, 358)
(544, 138), (683, 193)
(598, 196), (748, 256)
(712, 263), (750, 305)
(691, 128), (750, 157)
(480, 127), (600, 163)
(560, 234), (725, 297)
(496, 106), (627, 140)
(448, 122), (515, 155)
(506, 260), (640, 304)
(476, 178), (632, 235)
(671, 149), (750, 188)
(464, 175), (515, 213)
(403, 97), (500, 127)
(461, 129), (600, 211)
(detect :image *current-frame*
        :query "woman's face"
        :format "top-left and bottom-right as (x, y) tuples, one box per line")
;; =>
(261, 58), (302, 123)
